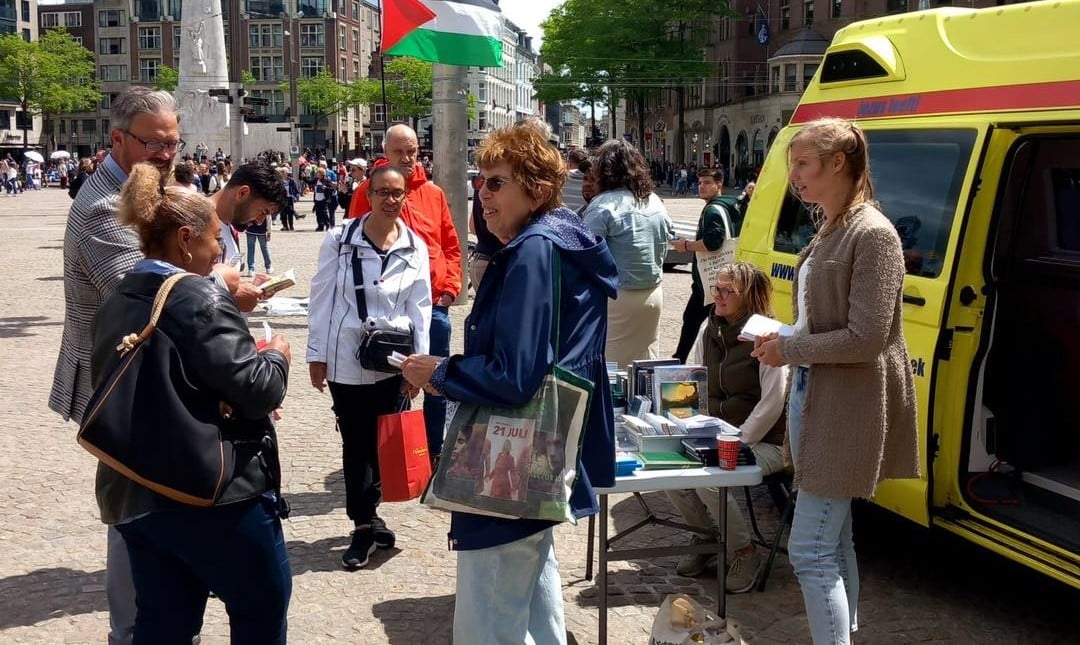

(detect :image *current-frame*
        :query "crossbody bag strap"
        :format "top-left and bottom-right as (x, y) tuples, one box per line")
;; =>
(343, 219), (369, 321)
(115, 272), (197, 355)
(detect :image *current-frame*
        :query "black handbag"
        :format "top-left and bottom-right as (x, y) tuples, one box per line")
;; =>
(77, 273), (236, 508)
(347, 220), (415, 373)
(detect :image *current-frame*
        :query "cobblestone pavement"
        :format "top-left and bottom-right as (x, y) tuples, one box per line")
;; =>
(2, 188), (1078, 644)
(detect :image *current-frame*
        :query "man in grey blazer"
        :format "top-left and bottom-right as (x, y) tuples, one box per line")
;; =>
(48, 86), (184, 645)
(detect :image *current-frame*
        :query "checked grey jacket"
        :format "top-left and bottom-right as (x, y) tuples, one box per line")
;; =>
(49, 159), (141, 424)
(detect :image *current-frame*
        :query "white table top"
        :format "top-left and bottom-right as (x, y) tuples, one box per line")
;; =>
(596, 465), (762, 495)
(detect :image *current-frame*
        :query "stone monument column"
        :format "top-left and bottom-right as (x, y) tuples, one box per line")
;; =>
(176, 0), (231, 158)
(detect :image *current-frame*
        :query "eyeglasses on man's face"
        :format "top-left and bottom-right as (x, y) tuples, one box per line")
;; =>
(710, 285), (737, 299)
(478, 175), (515, 193)
(371, 188), (406, 201)
(123, 130), (185, 154)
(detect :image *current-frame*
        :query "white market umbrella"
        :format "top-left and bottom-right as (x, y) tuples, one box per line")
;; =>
(24, 151), (44, 163)
(50, 150), (71, 160)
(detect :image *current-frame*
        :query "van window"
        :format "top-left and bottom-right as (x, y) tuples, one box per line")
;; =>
(772, 129), (977, 277)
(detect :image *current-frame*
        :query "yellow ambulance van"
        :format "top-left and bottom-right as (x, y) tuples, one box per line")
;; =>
(739, 0), (1080, 588)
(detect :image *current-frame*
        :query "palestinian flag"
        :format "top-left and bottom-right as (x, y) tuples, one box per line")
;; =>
(382, 0), (504, 68)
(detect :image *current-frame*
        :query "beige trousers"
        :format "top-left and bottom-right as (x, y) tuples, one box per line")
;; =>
(605, 284), (663, 369)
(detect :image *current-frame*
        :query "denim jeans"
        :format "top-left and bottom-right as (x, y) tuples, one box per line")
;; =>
(246, 234), (272, 273)
(454, 528), (566, 645)
(116, 498), (291, 645)
(425, 306), (451, 456)
(787, 366), (859, 644)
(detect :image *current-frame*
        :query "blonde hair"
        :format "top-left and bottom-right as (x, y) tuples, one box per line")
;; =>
(476, 123), (567, 212)
(119, 163), (215, 254)
(789, 117), (875, 233)
(715, 262), (775, 318)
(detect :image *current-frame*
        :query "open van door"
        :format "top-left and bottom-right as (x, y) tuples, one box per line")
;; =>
(932, 125), (1080, 587)
(740, 123), (989, 528)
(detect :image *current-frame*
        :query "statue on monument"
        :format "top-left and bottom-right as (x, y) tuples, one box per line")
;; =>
(188, 21), (206, 73)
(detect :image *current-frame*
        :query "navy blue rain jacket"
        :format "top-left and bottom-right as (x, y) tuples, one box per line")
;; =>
(433, 207), (620, 551)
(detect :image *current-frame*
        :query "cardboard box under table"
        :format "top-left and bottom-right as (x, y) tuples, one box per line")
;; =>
(586, 465), (762, 644)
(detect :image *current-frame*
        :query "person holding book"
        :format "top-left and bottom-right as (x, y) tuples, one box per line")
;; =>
(400, 123), (618, 645)
(307, 165), (431, 571)
(582, 139), (674, 368)
(751, 118), (918, 645)
(665, 262), (789, 593)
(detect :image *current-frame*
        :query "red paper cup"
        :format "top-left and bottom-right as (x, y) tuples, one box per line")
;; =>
(717, 435), (740, 471)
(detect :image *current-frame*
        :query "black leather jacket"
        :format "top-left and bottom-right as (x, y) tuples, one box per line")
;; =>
(90, 271), (289, 524)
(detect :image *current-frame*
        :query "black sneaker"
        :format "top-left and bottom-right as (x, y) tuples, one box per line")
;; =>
(371, 516), (396, 549)
(342, 527), (376, 570)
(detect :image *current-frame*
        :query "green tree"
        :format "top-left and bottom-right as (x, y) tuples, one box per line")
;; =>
(383, 57), (433, 129)
(0, 30), (100, 150)
(282, 68), (379, 139)
(466, 92), (478, 123)
(538, 0), (730, 159)
(154, 66), (179, 92)
(240, 69), (257, 88)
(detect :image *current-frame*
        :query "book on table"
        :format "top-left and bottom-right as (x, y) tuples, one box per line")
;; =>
(628, 358), (681, 401)
(651, 364), (708, 420)
(638, 451), (701, 470)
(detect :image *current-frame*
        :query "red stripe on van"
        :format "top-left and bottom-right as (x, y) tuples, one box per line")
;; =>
(791, 79), (1080, 124)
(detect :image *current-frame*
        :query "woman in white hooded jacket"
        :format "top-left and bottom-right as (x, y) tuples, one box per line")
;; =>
(307, 166), (431, 570)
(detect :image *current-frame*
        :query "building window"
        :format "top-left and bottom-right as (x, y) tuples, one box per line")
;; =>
(64, 12), (82, 27)
(21, 0), (29, 22)
(832, 0), (843, 18)
(373, 103), (385, 123)
(245, 1), (286, 17)
(99, 37), (125, 55)
(339, 25), (346, 50)
(803, 62), (818, 89)
(101, 118), (110, 134)
(339, 56), (347, 81)
(99, 65), (127, 81)
(249, 23), (282, 48)
(41, 13), (59, 28)
(0, 110), (9, 129)
(98, 9), (125, 27)
(173, 26), (181, 50)
(300, 23), (324, 48)
(887, 0), (907, 12)
(251, 89), (285, 115)
(478, 110), (487, 131)
(781, 2), (791, 30)
(42, 11), (83, 28)
(139, 58), (161, 83)
(352, 1), (360, 20)
(138, 27), (161, 50)
(82, 118), (97, 133)
(301, 56), (324, 77)
(352, 29), (359, 53)
(249, 55), (284, 81)
(478, 81), (487, 102)
(784, 64), (797, 92)
(352, 58), (360, 78)
(805, 0), (815, 25)
(299, 0), (329, 14)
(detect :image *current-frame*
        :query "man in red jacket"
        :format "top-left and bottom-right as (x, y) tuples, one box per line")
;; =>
(347, 123), (462, 460)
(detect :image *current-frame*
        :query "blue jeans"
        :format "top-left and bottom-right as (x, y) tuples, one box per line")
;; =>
(116, 498), (291, 645)
(454, 528), (566, 645)
(787, 366), (859, 644)
(425, 305), (451, 456)
(246, 234), (272, 273)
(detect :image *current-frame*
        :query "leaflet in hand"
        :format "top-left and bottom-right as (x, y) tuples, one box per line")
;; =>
(259, 268), (296, 298)
(386, 351), (408, 368)
(738, 313), (794, 343)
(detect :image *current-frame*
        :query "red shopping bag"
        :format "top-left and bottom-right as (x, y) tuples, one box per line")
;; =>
(377, 409), (432, 502)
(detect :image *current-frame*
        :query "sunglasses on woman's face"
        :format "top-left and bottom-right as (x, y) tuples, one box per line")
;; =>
(478, 175), (514, 193)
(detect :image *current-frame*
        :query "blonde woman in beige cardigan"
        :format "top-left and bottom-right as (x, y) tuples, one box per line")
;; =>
(753, 118), (919, 645)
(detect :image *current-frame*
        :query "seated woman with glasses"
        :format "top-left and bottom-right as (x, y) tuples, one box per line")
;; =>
(665, 262), (789, 593)
(306, 165), (431, 571)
